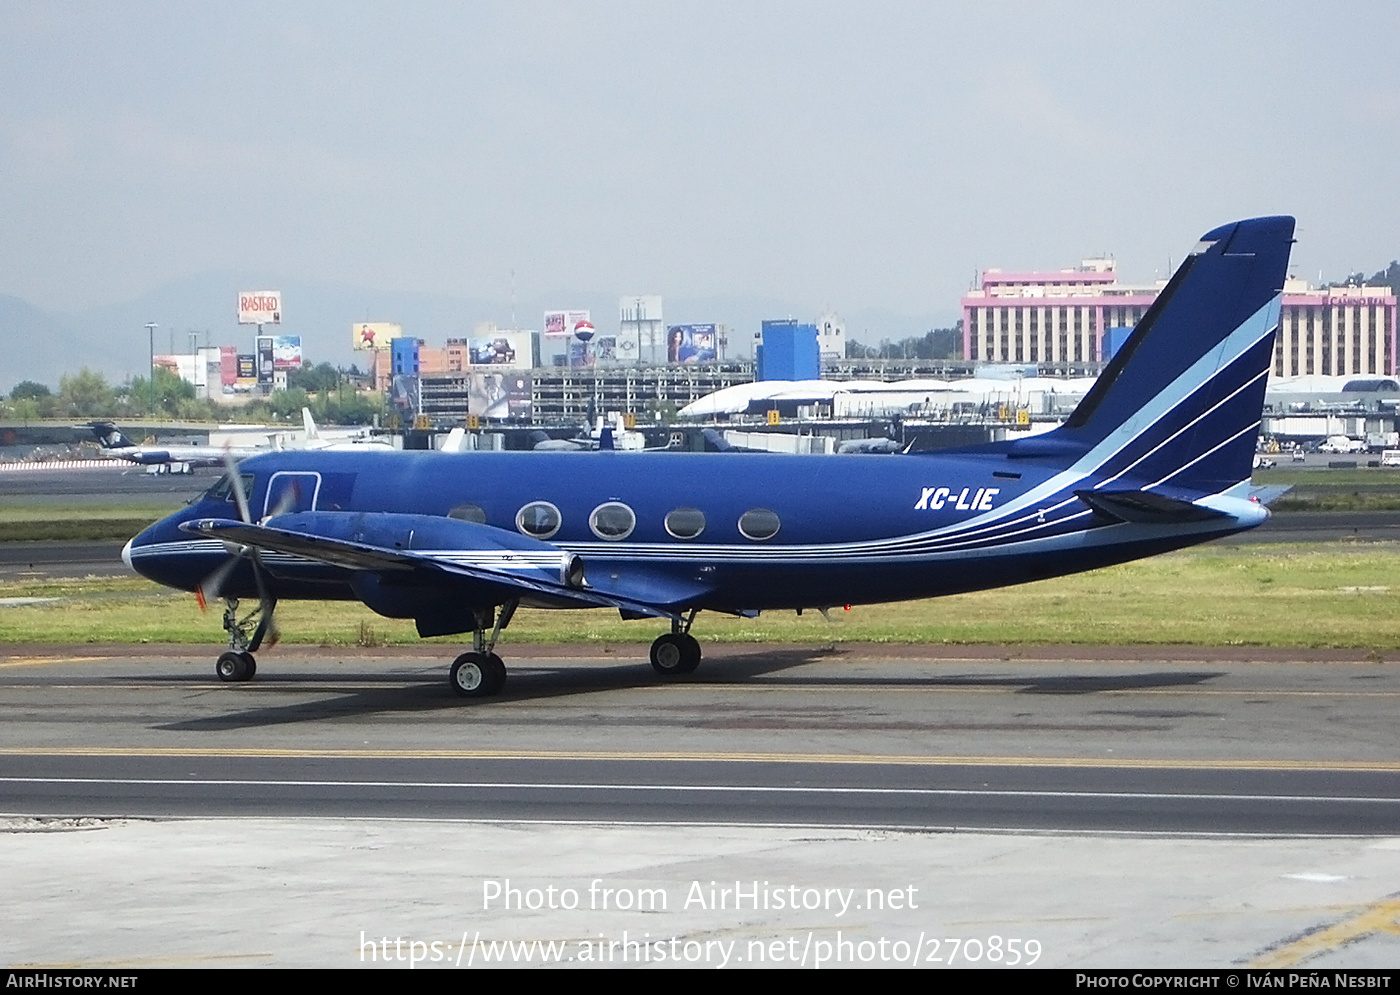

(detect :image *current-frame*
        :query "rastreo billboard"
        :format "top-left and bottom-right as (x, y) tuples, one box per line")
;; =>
(238, 291), (282, 325)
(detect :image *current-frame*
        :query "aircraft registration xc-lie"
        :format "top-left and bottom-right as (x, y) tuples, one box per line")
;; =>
(124, 216), (1294, 697)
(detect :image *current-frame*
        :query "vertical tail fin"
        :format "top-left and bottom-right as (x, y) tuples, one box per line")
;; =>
(302, 407), (319, 441)
(1033, 216), (1294, 497)
(89, 422), (133, 449)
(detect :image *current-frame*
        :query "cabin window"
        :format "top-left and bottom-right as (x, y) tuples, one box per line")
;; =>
(589, 502), (636, 541)
(664, 507), (706, 540)
(448, 503), (487, 524)
(516, 501), (562, 540)
(738, 508), (781, 541)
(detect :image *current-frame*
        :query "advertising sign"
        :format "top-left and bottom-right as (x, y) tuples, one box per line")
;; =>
(220, 346), (237, 387)
(467, 334), (524, 368)
(390, 374), (421, 422)
(352, 322), (403, 351)
(592, 336), (617, 363)
(467, 372), (532, 420)
(256, 336), (275, 386)
(271, 335), (303, 370)
(568, 340), (593, 368)
(238, 291), (282, 325)
(667, 323), (718, 364)
(237, 354), (256, 381)
(544, 309), (591, 339)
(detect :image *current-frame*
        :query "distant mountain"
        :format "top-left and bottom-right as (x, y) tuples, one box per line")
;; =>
(1, 275), (958, 393)
(0, 294), (129, 391)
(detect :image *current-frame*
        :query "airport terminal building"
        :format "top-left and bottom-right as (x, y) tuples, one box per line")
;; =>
(962, 262), (1397, 377)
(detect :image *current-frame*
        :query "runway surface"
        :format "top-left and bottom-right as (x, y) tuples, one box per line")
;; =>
(4, 644), (1400, 969)
(3, 645), (1398, 835)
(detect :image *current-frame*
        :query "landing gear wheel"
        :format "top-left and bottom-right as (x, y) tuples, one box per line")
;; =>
(650, 633), (701, 675)
(216, 650), (255, 683)
(486, 653), (507, 694)
(450, 652), (506, 698)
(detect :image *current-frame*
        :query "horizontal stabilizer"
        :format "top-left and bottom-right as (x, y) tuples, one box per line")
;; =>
(1075, 489), (1229, 524)
(1248, 484), (1293, 507)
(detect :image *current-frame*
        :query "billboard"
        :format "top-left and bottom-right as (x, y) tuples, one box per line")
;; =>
(353, 322), (403, 351)
(271, 335), (302, 370)
(468, 372), (532, 420)
(238, 291), (282, 325)
(390, 374), (421, 423)
(667, 323), (718, 364)
(256, 336), (275, 385)
(467, 333), (527, 368)
(237, 354), (256, 381)
(544, 309), (591, 339)
(220, 346), (237, 387)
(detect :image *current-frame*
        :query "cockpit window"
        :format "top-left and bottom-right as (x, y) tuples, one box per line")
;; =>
(205, 473), (254, 505)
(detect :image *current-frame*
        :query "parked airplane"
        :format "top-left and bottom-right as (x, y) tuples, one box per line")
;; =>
(123, 216), (1294, 697)
(298, 408), (396, 451)
(91, 412), (401, 470)
(89, 422), (265, 470)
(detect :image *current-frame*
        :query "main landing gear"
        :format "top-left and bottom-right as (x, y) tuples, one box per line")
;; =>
(649, 609), (701, 676)
(449, 601), (517, 698)
(214, 597), (274, 683)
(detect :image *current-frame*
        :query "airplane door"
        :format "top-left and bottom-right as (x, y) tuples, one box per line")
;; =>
(264, 471), (321, 518)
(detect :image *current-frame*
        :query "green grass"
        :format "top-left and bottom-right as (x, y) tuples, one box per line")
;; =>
(2, 541), (1398, 651)
(1255, 467), (1400, 511)
(0, 503), (173, 542)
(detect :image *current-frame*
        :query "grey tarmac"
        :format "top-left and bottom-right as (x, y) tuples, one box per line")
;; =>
(2, 644), (1400, 968)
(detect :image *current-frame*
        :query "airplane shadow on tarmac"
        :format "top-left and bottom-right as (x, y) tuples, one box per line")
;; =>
(148, 646), (1226, 732)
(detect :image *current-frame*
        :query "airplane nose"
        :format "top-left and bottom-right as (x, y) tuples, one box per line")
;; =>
(121, 538), (134, 572)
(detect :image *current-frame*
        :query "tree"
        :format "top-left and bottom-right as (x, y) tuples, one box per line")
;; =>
(124, 368), (195, 417)
(57, 369), (115, 417)
(288, 362), (341, 393)
(10, 380), (51, 402)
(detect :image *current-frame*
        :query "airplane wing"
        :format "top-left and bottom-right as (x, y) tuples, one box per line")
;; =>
(180, 514), (684, 620)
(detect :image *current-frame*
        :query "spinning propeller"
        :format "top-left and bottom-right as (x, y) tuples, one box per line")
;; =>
(193, 450), (294, 649)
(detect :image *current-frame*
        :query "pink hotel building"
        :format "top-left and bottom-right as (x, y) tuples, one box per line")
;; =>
(961, 261), (1397, 378)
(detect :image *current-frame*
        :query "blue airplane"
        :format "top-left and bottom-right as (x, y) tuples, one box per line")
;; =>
(123, 216), (1294, 696)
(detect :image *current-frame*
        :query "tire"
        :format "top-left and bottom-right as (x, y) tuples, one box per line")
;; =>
(216, 651), (251, 683)
(484, 653), (507, 695)
(450, 652), (504, 698)
(650, 633), (701, 675)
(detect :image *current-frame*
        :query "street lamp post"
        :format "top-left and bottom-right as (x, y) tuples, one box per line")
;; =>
(145, 322), (157, 380)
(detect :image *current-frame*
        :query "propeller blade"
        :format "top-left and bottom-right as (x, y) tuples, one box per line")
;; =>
(260, 485), (297, 524)
(222, 447), (251, 524)
(195, 555), (242, 611)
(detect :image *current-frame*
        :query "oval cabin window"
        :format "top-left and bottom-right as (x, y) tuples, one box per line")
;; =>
(589, 502), (636, 540)
(664, 507), (706, 539)
(448, 503), (487, 524)
(738, 508), (781, 541)
(516, 501), (562, 540)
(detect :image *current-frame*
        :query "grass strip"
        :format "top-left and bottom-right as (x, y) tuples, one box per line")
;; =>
(0, 541), (1397, 651)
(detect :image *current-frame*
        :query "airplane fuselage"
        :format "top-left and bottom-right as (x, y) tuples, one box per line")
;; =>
(128, 445), (1264, 614)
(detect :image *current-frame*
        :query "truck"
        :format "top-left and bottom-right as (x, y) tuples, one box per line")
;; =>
(1319, 435), (1367, 454)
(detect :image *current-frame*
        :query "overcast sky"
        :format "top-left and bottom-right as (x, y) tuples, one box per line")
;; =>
(2, 1), (1397, 320)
